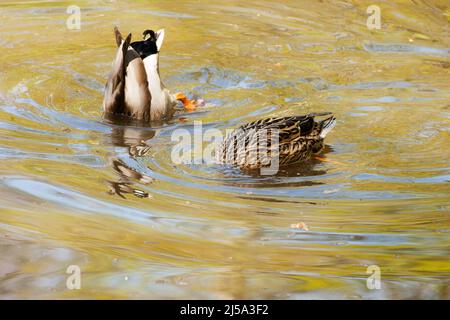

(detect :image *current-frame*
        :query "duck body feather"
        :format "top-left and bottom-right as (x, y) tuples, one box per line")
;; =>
(216, 112), (336, 169)
(102, 32), (131, 117)
(123, 48), (151, 121)
(103, 27), (176, 122)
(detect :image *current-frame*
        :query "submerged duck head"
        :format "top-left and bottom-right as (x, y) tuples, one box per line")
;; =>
(130, 29), (164, 61)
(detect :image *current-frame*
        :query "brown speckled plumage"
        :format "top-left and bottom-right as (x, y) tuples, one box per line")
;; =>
(216, 112), (336, 169)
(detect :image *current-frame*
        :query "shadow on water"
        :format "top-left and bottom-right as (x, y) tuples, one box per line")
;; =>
(102, 112), (162, 146)
(216, 158), (329, 189)
(108, 157), (154, 199)
(102, 113), (164, 199)
(211, 146), (335, 191)
(240, 146), (334, 178)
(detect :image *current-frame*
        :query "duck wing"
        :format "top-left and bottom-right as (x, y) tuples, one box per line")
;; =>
(104, 27), (152, 121)
(123, 48), (151, 121)
(103, 28), (132, 115)
(233, 113), (331, 141)
(276, 112), (335, 141)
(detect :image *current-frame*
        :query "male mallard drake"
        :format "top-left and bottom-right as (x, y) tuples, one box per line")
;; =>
(103, 27), (194, 122)
(216, 112), (336, 169)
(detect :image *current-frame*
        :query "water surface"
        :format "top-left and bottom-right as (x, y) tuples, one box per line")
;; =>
(0, 0), (449, 299)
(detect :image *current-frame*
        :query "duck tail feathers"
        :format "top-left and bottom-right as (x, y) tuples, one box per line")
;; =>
(319, 116), (336, 138)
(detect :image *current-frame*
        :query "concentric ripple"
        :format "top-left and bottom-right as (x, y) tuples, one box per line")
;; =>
(0, 0), (449, 299)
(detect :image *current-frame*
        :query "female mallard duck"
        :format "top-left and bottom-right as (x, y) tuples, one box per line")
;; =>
(216, 112), (336, 169)
(103, 27), (195, 122)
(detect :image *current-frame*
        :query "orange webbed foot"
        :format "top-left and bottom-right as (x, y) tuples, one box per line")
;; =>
(314, 156), (345, 166)
(175, 92), (197, 111)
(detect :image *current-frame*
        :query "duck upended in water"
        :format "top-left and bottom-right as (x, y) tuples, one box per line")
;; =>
(103, 27), (194, 122)
(216, 112), (336, 169)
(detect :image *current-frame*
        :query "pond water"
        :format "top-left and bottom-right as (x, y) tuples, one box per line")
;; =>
(0, 0), (449, 299)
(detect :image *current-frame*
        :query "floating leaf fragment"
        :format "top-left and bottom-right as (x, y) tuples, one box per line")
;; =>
(290, 222), (309, 231)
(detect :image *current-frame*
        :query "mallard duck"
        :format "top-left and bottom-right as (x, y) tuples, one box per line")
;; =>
(216, 112), (336, 169)
(103, 27), (195, 122)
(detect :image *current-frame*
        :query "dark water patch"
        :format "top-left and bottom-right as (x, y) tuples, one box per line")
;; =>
(170, 66), (268, 91)
(357, 96), (398, 103)
(298, 77), (329, 90)
(15, 98), (111, 133)
(0, 146), (105, 167)
(0, 120), (85, 140)
(352, 173), (450, 184)
(329, 80), (414, 90)
(354, 106), (385, 112)
(126, 9), (197, 19)
(1, 105), (57, 126)
(259, 228), (413, 247)
(364, 43), (450, 57)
